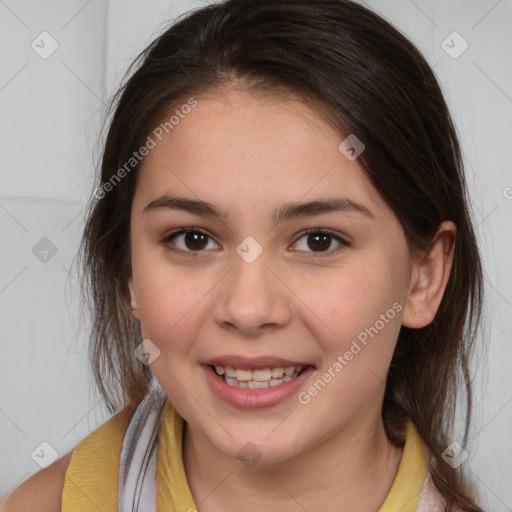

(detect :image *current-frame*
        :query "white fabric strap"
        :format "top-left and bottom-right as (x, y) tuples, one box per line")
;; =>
(416, 469), (447, 511)
(118, 381), (167, 512)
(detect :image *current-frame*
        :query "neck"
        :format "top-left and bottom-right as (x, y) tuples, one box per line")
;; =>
(182, 412), (404, 512)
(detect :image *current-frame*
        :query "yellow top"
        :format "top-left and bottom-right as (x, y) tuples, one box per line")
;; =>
(62, 399), (428, 511)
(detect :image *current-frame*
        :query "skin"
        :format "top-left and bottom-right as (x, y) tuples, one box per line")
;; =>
(128, 83), (456, 512)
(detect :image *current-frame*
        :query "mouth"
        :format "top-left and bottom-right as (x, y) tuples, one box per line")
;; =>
(202, 359), (315, 409)
(209, 364), (308, 389)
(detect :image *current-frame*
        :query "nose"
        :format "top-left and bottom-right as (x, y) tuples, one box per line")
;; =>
(211, 245), (292, 337)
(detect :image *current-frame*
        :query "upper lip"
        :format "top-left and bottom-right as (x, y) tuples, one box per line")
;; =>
(204, 355), (313, 370)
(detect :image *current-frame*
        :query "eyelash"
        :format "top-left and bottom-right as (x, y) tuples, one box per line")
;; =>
(161, 227), (349, 258)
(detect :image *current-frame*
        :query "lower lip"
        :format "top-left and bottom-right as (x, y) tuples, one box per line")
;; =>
(202, 364), (315, 409)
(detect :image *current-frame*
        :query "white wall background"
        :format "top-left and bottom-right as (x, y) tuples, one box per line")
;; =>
(0, 0), (510, 509)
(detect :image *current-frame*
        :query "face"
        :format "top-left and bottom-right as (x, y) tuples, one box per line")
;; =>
(128, 85), (414, 464)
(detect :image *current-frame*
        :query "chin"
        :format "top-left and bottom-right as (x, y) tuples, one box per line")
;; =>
(208, 428), (303, 467)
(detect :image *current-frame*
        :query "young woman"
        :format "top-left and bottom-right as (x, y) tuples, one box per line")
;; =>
(1, 0), (485, 510)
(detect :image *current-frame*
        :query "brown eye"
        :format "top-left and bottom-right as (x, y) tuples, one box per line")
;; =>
(291, 229), (349, 256)
(163, 228), (219, 252)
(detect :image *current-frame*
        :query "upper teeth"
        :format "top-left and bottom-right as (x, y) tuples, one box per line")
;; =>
(214, 365), (303, 382)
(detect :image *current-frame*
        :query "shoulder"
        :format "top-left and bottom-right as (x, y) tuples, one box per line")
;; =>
(0, 406), (134, 512)
(0, 451), (73, 512)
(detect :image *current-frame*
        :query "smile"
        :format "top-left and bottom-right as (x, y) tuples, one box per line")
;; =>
(203, 363), (315, 408)
(212, 365), (305, 388)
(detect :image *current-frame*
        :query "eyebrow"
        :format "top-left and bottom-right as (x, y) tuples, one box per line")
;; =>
(143, 195), (375, 223)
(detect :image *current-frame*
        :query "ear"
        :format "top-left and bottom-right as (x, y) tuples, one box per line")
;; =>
(401, 221), (456, 328)
(128, 276), (140, 320)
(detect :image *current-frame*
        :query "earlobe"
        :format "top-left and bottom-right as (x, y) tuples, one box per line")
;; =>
(128, 277), (140, 320)
(401, 221), (456, 329)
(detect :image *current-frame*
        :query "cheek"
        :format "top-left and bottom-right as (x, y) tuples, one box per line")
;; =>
(136, 280), (189, 336)
(304, 264), (400, 335)
(299, 269), (403, 419)
(297, 254), (405, 377)
(132, 256), (215, 349)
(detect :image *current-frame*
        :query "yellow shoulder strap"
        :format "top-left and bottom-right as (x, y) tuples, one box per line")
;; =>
(156, 399), (198, 511)
(378, 420), (428, 511)
(61, 407), (132, 512)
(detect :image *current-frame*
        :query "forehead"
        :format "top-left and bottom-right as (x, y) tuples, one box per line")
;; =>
(134, 86), (390, 221)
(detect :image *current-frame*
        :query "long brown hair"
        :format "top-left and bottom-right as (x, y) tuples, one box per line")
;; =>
(78, 1), (485, 510)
